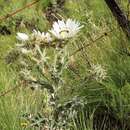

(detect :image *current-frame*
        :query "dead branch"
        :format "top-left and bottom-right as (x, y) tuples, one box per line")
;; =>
(104, 0), (130, 37)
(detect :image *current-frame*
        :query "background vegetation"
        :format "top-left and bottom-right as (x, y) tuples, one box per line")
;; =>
(0, 0), (130, 130)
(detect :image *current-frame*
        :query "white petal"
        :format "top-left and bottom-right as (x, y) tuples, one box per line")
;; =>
(16, 33), (29, 41)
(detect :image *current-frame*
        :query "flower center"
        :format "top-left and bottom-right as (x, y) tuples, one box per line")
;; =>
(60, 30), (69, 38)
(43, 37), (48, 42)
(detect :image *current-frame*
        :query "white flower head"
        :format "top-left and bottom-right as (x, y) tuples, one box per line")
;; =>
(16, 32), (29, 41)
(50, 19), (84, 39)
(90, 64), (107, 82)
(32, 30), (52, 43)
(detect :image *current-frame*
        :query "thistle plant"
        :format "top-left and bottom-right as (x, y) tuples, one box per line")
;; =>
(7, 18), (84, 129)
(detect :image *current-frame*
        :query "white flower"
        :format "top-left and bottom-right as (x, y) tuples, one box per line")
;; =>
(16, 33), (29, 41)
(50, 19), (84, 39)
(32, 30), (52, 43)
(90, 64), (107, 81)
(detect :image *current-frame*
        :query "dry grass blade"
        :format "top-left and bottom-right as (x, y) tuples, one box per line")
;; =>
(0, 85), (21, 97)
(70, 30), (113, 57)
(0, 0), (39, 21)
